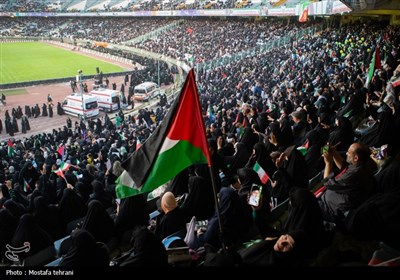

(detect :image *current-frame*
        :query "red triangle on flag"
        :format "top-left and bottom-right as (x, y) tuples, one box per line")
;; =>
(57, 145), (64, 157)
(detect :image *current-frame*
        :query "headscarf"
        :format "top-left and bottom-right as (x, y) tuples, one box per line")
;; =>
(3, 199), (26, 219)
(284, 188), (325, 257)
(33, 196), (64, 240)
(120, 227), (168, 267)
(11, 213), (53, 259)
(58, 188), (86, 224)
(0, 209), (18, 259)
(115, 194), (149, 235)
(81, 200), (115, 243)
(204, 187), (246, 249)
(180, 175), (215, 221)
(328, 116), (354, 152)
(59, 229), (110, 266)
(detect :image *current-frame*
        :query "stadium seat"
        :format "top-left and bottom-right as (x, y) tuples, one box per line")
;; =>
(23, 245), (56, 267)
(54, 235), (72, 258)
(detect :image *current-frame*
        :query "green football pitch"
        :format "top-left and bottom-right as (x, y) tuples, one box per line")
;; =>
(0, 42), (125, 84)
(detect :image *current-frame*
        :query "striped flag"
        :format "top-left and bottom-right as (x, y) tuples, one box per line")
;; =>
(60, 162), (71, 172)
(23, 179), (31, 193)
(297, 139), (309, 156)
(299, 2), (309, 23)
(8, 140), (15, 158)
(253, 161), (270, 184)
(343, 109), (353, 118)
(136, 138), (141, 150)
(116, 69), (211, 199)
(390, 75), (400, 88)
(53, 168), (66, 179)
(57, 145), (64, 158)
(366, 47), (381, 87)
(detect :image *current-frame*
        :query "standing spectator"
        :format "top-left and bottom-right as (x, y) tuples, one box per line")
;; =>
(47, 94), (53, 105)
(70, 80), (76, 93)
(48, 104), (53, 118)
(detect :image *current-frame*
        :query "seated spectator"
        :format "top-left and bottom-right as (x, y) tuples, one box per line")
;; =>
(114, 194), (149, 236)
(319, 142), (377, 223)
(155, 191), (187, 239)
(11, 214), (53, 260)
(120, 226), (168, 267)
(81, 200), (115, 243)
(180, 175), (215, 221)
(59, 229), (110, 266)
(0, 209), (18, 263)
(239, 231), (306, 266)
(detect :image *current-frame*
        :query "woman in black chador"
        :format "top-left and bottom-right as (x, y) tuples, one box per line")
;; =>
(57, 102), (64, 115)
(59, 229), (110, 266)
(42, 103), (48, 117)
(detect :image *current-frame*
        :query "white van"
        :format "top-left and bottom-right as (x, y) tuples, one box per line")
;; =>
(62, 93), (99, 118)
(134, 82), (160, 102)
(89, 88), (120, 112)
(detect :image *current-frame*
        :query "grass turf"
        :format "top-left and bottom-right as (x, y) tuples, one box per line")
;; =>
(1, 88), (27, 96)
(0, 42), (124, 84)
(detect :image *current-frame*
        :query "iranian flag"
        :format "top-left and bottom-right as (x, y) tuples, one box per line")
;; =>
(390, 75), (400, 88)
(253, 161), (269, 184)
(298, 2), (309, 23)
(116, 69), (211, 198)
(53, 168), (66, 179)
(23, 179), (31, 193)
(8, 139), (15, 158)
(60, 162), (71, 172)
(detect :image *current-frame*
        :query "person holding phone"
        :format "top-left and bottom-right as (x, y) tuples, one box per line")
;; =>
(319, 142), (377, 223)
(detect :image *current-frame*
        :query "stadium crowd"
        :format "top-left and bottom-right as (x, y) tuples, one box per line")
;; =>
(0, 17), (400, 266)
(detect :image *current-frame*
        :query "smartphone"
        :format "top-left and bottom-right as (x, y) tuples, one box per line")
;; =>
(115, 198), (121, 205)
(248, 186), (262, 207)
(321, 145), (330, 154)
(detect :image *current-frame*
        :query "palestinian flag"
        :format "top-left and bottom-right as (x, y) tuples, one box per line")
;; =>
(57, 145), (64, 158)
(253, 161), (270, 184)
(8, 139), (14, 158)
(116, 69), (211, 199)
(297, 139), (309, 156)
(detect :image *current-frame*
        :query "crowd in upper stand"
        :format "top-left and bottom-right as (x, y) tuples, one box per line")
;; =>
(0, 17), (400, 266)
(0, 0), (273, 13)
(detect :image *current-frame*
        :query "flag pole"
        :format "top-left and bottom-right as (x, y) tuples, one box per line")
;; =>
(190, 69), (226, 250)
(208, 165), (226, 251)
